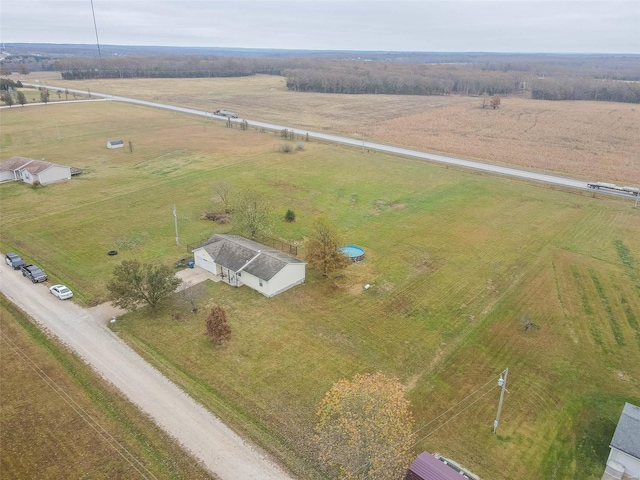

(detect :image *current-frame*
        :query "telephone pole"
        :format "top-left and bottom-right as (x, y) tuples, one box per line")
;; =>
(173, 204), (179, 245)
(493, 367), (509, 434)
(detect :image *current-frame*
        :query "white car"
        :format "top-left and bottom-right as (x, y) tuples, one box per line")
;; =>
(49, 284), (73, 300)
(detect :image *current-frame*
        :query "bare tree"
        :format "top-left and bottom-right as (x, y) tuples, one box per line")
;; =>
(178, 281), (208, 313)
(519, 314), (539, 332)
(234, 190), (271, 239)
(214, 180), (232, 212)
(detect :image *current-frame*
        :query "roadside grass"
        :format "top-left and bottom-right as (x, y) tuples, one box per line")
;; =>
(0, 295), (213, 479)
(21, 72), (640, 183)
(2, 102), (639, 479)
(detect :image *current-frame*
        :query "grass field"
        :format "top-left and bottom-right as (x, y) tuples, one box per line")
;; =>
(19, 72), (640, 184)
(1, 101), (639, 479)
(0, 295), (213, 479)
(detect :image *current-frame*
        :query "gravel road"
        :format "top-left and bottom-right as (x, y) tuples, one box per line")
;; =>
(0, 265), (294, 480)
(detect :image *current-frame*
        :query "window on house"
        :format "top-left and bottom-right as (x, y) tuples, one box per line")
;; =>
(259, 279), (263, 287)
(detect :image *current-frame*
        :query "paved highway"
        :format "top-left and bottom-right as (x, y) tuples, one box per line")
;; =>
(25, 83), (635, 198)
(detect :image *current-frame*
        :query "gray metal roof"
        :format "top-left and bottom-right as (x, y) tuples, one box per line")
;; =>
(198, 234), (304, 281)
(610, 403), (640, 459)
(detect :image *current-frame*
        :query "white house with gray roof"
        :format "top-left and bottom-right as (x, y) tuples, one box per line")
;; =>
(603, 403), (640, 480)
(0, 156), (71, 185)
(192, 234), (306, 298)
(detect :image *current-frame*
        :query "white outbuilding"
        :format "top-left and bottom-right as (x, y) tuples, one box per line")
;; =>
(192, 234), (306, 298)
(0, 157), (71, 185)
(107, 139), (124, 149)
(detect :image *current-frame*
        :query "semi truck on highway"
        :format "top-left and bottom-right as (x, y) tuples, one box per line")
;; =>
(587, 182), (640, 196)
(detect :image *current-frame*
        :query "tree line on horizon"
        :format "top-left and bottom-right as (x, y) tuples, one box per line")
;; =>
(6, 54), (639, 103)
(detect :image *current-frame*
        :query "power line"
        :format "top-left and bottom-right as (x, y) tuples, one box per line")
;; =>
(350, 373), (499, 478)
(363, 384), (500, 479)
(0, 330), (158, 480)
(90, 0), (102, 62)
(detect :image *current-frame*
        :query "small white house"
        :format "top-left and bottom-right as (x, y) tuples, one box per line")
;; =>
(192, 234), (306, 298)
(603, 403), (640, 480)
(0, 157), (71, 185)
(107, 139), (124, 149)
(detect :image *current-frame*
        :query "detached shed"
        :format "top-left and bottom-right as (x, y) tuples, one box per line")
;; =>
(192, 234), (306, 298)
(107, 139), (124, 149)
(406, 452), (478, 480)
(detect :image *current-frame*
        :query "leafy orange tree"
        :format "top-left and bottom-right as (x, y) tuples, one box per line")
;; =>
(315, 372), (414, 480)
(204, 306), (231, 344)
(306, 216), (349, 276)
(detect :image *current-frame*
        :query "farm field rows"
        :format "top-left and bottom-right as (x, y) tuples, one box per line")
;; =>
(22, 72), (640, 184)
(0, 296), (212, 479)
(1, 101), (639, 479)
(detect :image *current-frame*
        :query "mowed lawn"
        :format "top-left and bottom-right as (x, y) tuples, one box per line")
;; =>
(0, 296), (212, 479)
(1, 102), (639, 479)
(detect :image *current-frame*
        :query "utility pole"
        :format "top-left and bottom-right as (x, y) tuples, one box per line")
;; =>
(493, 367), (509, 434)
(173, 204), (179, 245)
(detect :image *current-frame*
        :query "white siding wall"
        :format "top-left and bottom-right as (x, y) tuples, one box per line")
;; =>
(608, 449), (640, 477)
(265, 263), (306, 297)
(238, 271), (268, 295)
(0, 170), (16, 182)
(38, 165), (71, 185)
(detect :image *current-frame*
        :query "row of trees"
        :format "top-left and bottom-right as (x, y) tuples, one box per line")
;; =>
(53, 55), (298, 80)
(10, 53), (631, 102)
(530, 76), (640, 103)
(283, 64), (525, 96)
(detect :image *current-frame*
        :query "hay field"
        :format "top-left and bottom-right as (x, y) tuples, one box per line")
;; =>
(25, 72), (640, 184)
(1, 102), (639, 479)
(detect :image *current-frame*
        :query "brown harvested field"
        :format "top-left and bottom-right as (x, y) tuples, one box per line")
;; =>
(24, 72), (640, 183)
(371, 98), (640, 184)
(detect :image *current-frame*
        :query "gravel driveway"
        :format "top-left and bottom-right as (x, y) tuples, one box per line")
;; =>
(0, 265), (293, 480)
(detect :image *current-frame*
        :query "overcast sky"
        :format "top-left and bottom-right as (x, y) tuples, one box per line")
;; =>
(1, 1), (639, 54)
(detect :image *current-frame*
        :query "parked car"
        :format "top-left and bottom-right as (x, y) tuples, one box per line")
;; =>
(49, 284), (73, 300)
(21, 264), (48, 283)
(5, 252), (26, 270)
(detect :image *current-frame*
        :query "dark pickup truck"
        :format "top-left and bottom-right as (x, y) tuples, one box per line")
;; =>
(21, 264), (48, 283)
(5, 252), (26, 270)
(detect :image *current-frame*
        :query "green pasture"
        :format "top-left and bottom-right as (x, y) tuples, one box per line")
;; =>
(1, 102), (639, 479)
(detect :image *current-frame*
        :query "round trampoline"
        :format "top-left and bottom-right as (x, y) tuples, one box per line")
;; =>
(341, 245), (365, 262)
